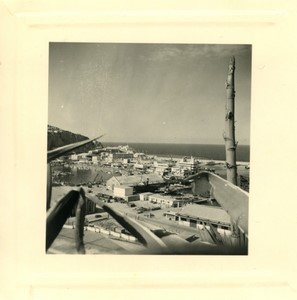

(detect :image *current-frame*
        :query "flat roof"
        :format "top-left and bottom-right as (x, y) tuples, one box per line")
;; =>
(170, 204), (231, 224)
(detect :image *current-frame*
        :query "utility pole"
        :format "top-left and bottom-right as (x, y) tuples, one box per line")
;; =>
(224, 56), (238, 185)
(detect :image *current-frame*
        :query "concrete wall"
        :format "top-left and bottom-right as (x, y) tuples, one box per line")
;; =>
(63, 224), (138, 243)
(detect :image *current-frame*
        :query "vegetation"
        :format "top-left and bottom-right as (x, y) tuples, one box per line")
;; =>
(47, 125), (103, 153)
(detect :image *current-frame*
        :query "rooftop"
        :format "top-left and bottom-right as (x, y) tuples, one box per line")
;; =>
(170, 204), (231, 224)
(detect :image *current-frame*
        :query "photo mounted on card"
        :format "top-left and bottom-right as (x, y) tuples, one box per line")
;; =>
(46, 43), (251, 255)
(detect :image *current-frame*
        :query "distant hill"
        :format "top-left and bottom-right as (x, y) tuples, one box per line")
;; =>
(47, 125), (103, 153)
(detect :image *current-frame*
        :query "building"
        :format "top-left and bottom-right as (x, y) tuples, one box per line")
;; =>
(146, 193), (191, 208)
(153, 161), (171, 176)
(139, 192), (153, 201)
(163, 204), (232, 235)
(110, 153), (134, 160)
(176, 156), (198, 174)
(134, 163), (147, 170)
(118, 145), (133, 153)
(113, 185), (139, 202)
(106, 174), (164, 191)
(124, 194), (140, 202)
(113, 186), (133, 198)
(148, 194), (177, 207)
(107, 174), (165, 195)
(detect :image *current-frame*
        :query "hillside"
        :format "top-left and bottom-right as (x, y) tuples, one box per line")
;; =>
(47, 125), (103, 153)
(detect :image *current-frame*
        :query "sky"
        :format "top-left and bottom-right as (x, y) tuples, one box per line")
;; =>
(48, 43), (251, 145)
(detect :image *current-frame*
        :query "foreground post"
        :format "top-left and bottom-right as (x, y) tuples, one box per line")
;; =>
(224, 56), (238, 185)
(75, 188), (86, 254)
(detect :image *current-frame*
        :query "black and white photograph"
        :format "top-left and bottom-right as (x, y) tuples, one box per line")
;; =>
(3, 1), (297, 299)
(46, 43), (251, 255)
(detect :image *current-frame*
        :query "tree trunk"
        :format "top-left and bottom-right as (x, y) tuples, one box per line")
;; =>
(224, 56), (238, 185)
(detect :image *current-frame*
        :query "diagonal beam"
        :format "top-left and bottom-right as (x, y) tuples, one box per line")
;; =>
(47, 134), (104, 163)
(87, 194), (167, 252)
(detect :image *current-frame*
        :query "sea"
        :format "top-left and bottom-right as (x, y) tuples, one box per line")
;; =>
(104, 142), (250, 162)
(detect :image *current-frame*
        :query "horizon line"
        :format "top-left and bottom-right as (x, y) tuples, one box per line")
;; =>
(101, 141), (250, 146)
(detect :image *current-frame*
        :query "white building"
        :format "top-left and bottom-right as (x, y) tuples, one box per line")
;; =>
(106, 174), (164, 191)
(163, 204), (232, 235)
(148, 194), (177, 207)
(176, 156), (198, 172)
(113, 186), (133, 198)
(139, 192), (153, 201)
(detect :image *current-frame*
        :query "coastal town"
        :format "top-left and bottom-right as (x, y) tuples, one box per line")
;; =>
(48, 141), (249, 254)
(46, 46), (250, 255)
